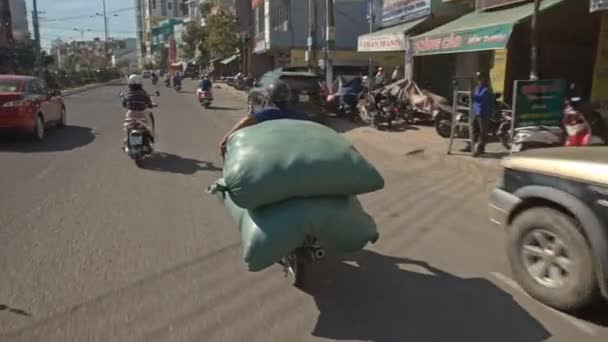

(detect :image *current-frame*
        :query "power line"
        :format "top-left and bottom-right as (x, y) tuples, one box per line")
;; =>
(40, 7), (134, 23)
(43, 26), (135, 35)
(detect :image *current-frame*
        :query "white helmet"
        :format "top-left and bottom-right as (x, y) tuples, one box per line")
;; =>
(128, 74), (142, 85)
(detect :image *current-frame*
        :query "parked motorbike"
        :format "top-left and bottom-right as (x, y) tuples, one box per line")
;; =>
(434, 93), (508, 139)
(197, 89), (213, 108)
(564, 97), (607, 146)
(358, 90), (395, 129)
(279, 235), (325, 287)
(174, 83), (182, 92)
(152, 77), (158, 86)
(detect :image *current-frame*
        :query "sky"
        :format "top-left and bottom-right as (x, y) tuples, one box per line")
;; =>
(25, 0), (137, 49)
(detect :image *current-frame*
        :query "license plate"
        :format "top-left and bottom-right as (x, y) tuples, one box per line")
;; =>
(129, 135), (143, 145)
(299, 94), (310, 102)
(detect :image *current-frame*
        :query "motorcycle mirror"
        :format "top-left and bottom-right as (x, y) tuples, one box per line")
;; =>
(119, 92), (124, 97)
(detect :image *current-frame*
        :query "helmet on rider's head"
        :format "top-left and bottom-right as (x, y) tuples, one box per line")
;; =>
(128, 74), (142, 85)
(266, 80), (291, 103)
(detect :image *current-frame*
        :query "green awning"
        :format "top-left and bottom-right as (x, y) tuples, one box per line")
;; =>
(358, 18), (427, 52)
(220, 55), (238, 65)
(411, 0), (565, 56)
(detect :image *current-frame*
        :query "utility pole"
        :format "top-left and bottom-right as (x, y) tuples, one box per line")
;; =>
(307, 0), (316, 72)
(324, 0), (334, 88)
(530, 0), (541, 80)
(367, 0), (375, 88)
(32, 0), (41, 75)
(102, 0), (109, 64)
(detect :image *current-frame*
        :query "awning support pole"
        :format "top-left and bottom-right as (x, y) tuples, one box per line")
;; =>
(530, 0), (541, 80)
(367, 0), (375, 89)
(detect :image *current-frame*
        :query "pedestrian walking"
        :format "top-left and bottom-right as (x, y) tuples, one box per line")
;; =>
(391, 66), (400, 82)
(375, 67), (386, 88)
(464, 72), (494, 157)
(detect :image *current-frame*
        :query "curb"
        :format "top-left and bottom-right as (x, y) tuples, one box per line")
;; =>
(61, 79), (124, 97)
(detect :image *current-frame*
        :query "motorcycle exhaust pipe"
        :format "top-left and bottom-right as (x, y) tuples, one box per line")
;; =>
(312, 248), (326, 261)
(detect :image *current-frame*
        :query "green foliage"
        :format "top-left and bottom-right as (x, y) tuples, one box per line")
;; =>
(181, 21), (205, 60)
(204, 10), (240, 60)
(182, 3), (240, 69)
(158, 45), (169, 69)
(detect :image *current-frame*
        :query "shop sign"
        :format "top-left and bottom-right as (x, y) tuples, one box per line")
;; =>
(358, 34), (406, 52)
(412, 23), (512, 56)
(476, 0), (527, 10)
(490, 49), (507, 95)
(512, 79), (566, 129)
(591, 0), (608, 12)
(382, 0), (430, 26)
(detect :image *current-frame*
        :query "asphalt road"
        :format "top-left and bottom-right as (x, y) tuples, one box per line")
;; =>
(0, 80), (606, 341)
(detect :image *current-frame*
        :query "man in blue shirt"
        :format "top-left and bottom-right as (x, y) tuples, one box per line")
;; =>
(219, 80), (309, 156)
(465, 72), (494, 156)
(199, 74), (213, 91)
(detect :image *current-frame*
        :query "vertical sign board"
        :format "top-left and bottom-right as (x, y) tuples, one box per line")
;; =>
(512, 79), (566, 130)
(490, 49), (507, 95)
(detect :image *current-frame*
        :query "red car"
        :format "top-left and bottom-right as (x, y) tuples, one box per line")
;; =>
(0, 75), (66, 140)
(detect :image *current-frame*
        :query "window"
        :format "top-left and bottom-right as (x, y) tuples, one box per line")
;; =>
(255, 7), (264, 36)
(168, 1), (172, 10)
(28, 79), (47, 95)
(273, 0), (289, 32)
(150, 0), (156, 10)
(0, 79), (21, 92)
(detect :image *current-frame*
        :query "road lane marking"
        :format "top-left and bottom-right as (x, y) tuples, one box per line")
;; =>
(490, 272), (598, 336)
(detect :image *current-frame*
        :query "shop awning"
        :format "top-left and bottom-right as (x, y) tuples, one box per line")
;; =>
(358, 18), (427, 52)
(410, 0), (565, 56)
(220, 55), (238, 64)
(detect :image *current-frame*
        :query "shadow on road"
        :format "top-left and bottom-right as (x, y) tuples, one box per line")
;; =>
(0, 304), (31, 317)
(326, 117), (366, 133)
(0, 126), (96, 153)
(305, 250), (551, 342)
(210, 106), (243, 111)
(142, 152), (221, 175)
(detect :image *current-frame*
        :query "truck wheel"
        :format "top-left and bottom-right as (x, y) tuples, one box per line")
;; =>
(508, 207), (599, 312)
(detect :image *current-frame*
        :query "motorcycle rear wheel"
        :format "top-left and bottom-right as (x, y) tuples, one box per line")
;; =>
(435, 113), (452, 138)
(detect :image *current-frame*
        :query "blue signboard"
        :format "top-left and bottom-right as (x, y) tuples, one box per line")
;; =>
(382, 0), (431, 26)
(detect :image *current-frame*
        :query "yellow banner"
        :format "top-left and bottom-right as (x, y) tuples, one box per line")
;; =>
(490, 49), (507, 95)
(592, 13), (608, 107)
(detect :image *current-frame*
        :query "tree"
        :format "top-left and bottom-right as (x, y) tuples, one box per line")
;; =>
(158, 45), (168, 69)
(181, 21), (204, 60)
(202, 6), (239, 60)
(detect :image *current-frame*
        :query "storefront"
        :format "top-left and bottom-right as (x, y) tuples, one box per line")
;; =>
(591, 3), (608, 121)
(410, 0), (600, 100)
(356, 0), (470, 80)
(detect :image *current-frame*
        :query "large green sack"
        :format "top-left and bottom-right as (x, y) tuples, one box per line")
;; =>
(211, 119), (384, 209)
(220, 192), (379, 272)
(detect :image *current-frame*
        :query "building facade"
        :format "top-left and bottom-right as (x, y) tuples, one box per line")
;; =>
(251, 0), (370, 77)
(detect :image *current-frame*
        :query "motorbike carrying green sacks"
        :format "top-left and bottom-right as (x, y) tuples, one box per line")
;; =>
(209, 119), (384, 209)
(219, 191), (379, 272)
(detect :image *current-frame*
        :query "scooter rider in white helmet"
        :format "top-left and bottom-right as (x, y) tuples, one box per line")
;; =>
(122, 74), (156, 146)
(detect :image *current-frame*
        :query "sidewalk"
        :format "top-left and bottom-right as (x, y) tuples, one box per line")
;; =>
(327, 117), (506, 187)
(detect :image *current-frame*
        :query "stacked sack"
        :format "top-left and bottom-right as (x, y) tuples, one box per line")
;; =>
(208, 119), (384, 271)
